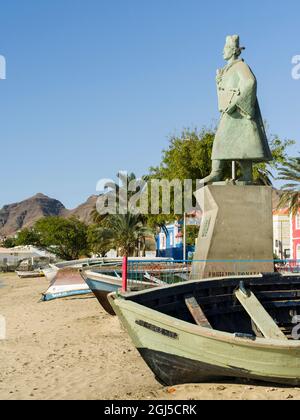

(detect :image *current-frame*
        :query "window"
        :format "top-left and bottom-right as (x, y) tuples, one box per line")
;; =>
(297, 245), (300, 261)
(284, 249), (291, 259)
(160, 233), (166, 251)
(170, 232), (174, 248)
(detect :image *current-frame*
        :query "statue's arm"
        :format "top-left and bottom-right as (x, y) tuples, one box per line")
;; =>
(235, 64), (257, 119)
(225, 91), (240, 115)
(222, 63), (257, 118)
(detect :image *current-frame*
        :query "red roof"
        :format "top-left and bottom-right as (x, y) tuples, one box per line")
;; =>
(273, 208), (289, 216)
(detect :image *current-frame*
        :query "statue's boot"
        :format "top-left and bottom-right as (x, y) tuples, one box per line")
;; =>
(199, 160), (224, 185)
(238, 161), (253, 183)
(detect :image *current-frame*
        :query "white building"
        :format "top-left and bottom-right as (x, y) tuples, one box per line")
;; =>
(0, 246), (53, 270)
(273, 209), (291, 260)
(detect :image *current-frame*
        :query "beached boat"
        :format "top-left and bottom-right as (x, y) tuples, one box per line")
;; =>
(81, 264), (188, 316)
(16, 270), (45, 279)
(42, 267), (92, 301)
(42, 258), (107, 282)
(109, 273), (300, 386)
(81, 269), (157, 315)
(42, 258), (117, 301)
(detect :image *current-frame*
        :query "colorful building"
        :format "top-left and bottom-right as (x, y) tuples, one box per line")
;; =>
(291, 211), (300, 261)
(156, 212), (201, 260)
(156, 221), (185, 260)
(156, 209), (300, 262)
(273, 209), (291, 259)
(272, 208), (300, 262)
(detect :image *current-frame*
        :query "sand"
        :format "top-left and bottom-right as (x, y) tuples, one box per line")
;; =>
(0, 273), (300, 401)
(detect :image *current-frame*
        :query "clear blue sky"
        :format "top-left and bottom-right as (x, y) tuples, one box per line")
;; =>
(0, 0), (299, 209)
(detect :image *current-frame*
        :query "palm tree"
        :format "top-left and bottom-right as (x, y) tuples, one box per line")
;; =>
(91, 172), (145, 225)
(253, 165), (273, 186)
(91, 172), (169, 240)
(106, 213), (152, 257)
(87, 225), (114, 257)
(277, 157), (300, 215)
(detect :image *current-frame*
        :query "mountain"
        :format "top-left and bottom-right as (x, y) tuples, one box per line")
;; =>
(0, 193), (98, 237)
(0, 194), (66, 236)
(0, 188), (284, 237)
(66, 195), (98, 224)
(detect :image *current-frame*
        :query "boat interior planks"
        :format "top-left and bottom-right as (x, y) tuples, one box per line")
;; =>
(122, 273), (300, 340)
(109, 273), (300, 386)
(234, 283), (287, 340)
(185, 296), (212, 329)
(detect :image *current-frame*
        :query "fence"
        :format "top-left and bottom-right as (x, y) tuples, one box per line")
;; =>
(127, 260), (189, 287)
(120, 259), (300, 291)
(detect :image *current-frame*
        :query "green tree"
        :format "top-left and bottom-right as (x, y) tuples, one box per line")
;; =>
(253, 136), (296, 185)
(15, 228), (40, 247)
(147, 128), (294, 226)
(2, 237), (16, 248)
(33, 216), (88, 261)
(104, 213), (152, 257)
(150, 128), (216, 182)
(87, 225), (113, 257)
(151, 129), (294, 186)
(186, 225), (200, 247)
(277, 157), (300, 215)
(91, 172), (164, 248)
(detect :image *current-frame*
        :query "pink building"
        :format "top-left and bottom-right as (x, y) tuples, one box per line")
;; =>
(291, 211), (300, 261)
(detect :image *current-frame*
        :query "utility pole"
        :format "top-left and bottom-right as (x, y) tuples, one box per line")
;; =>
(280, 220), (284, 260)
(183, 213), (187, 261)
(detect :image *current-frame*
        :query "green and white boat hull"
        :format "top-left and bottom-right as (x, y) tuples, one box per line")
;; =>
(109, 276), (300, 386)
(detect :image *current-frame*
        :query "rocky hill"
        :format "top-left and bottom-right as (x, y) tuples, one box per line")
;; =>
(66, 195), (98, 224)
(0, 193), (98, 237)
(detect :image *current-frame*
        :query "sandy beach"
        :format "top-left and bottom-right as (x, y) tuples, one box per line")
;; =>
(0, 273), (300, 401)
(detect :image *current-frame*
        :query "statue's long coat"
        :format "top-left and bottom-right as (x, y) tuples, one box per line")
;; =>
(212, 59), (273, 162)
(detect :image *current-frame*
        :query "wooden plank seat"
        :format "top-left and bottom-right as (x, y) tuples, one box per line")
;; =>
(234, 283), (288, 341)
(185, 295), (212, 329)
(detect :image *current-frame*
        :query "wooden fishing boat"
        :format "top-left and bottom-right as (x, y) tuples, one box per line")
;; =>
(42, 258), (108, 283)
(80, 270), (156, 315)
(42, 267), (92, 301)
(42, 258), (120, 301)
(81, 264), (188, 316)
(108, 273), (300, 386)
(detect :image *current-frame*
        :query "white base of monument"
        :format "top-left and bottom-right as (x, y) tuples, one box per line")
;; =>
(191, 185), (274, 280)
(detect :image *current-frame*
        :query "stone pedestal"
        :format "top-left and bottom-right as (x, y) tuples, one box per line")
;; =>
(191, 185), (274, 280)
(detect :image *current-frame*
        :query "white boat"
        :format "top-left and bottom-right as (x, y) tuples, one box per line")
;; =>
(42, 258), (107, 301)
(16, 270), (45, 279)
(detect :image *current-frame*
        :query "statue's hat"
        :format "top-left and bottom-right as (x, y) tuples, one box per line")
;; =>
(226, 35), (240, 48)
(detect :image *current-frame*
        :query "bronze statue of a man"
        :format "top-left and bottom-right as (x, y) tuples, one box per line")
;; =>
(201, 35), (273, 184)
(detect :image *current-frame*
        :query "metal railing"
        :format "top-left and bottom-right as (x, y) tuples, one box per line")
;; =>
(127, 260), (189, 287)
(274, 260), (300, 274)
(121, 259), (300, 290)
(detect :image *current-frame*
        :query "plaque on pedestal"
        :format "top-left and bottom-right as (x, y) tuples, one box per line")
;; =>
(191, 185), (274, 280)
